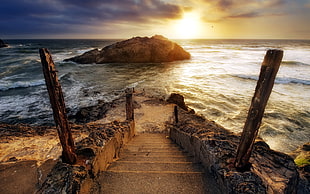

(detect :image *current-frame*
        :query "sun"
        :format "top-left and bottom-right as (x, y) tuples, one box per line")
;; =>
(175, 12), (201, 39)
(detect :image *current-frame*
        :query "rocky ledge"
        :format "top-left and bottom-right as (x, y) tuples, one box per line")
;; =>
(168, 105), (309, 194)
(65, 35), (190, 63)
(0, 39), (8, 48)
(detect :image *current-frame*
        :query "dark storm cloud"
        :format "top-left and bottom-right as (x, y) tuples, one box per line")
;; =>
(200, 0), (289, 22)
(203, 0), (288, 11)
(0, 0), (184, 36)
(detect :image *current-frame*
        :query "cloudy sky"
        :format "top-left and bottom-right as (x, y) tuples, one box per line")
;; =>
(1, 0), (309, 39)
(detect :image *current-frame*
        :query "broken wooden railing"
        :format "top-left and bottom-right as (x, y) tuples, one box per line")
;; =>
(39, 48), (77, 164)
(174, 106), (179, 124)
(126, 88), (134, 121)
(234, 49), (283, 170)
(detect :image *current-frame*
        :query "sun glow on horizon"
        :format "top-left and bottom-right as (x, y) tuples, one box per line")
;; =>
(174, 12), (202, 39)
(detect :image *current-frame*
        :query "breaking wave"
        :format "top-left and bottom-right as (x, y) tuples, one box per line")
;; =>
(233, 74), (310, 85)
(0, 80), (45, 91)
(282, 61), (309, 66)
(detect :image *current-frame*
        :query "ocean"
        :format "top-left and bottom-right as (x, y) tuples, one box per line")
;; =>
(0, 39), (309, 154)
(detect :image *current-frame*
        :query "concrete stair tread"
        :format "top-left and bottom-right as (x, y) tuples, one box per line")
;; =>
(120, 151), (192, 157)
(97, 171), (214, 194)
(118, 156), (195, 162)
(123, 147), (183, 152)
(108, 161), (203, 172)
(124, 145), (181, 149)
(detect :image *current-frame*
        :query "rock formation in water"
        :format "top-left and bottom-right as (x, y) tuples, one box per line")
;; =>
(167, 93), (188, 111)
(65, 35), (190, 63)
(0, 39), (8, 48)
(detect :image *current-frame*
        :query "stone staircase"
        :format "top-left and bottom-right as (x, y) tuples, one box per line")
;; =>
(95, 133), (220, 194)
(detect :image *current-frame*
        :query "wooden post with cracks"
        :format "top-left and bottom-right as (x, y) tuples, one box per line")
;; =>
(126, 88), (134, 121)
(39, 48), (77, 164)
(174, 106), (179, 124)
(234, 49), (283, 170)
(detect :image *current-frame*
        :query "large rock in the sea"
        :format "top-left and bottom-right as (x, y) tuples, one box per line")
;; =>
(65, 35), (190, 63)
(167, 93), (188, 111)
(0, 39), (8, 48)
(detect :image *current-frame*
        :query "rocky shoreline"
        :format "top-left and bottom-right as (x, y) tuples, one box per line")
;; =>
(0, 91), (309, 193)
(0, 39), (8, 48)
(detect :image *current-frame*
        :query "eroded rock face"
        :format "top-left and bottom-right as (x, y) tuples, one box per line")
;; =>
(0, 39), (8, 48)
(65, 35), (190, 63)
(167, 93), (188, 111)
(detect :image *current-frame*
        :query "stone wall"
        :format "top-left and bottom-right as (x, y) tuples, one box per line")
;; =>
(38, 121), (135, 193)
(169, 110), (299, 194)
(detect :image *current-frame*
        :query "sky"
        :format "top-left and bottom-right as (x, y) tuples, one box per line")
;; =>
(1, 0), (309, 39)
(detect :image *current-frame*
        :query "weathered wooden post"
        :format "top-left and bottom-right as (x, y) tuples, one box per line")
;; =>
(174, 106), (179, 124)
(126, 88), (134, 121)
(234, 49), (283, 170)
(39, 48), (77, 164)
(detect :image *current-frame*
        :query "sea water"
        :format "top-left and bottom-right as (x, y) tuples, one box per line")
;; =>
(0, 39), (309, 153)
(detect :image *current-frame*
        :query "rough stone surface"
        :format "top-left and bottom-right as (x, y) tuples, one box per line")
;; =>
(166, 93), (188, 111)
(65, 35), (190, 63)
(68, 100), (113, 124)
(0, 39), (8, 48)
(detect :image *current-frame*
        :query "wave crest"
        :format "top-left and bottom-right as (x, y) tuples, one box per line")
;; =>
(233, 74), (310, 85)
(0, 80), (45, 91)
(282, 61), (309, 66)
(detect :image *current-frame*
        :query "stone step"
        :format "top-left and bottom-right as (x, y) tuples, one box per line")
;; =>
(108, 161), (203, 172)
(117, 155), (195, 162)
(125, 142), (178, 147)
(120, 151), (191, 157)
(96, 171), (215, 194)
(129, 140), (172, 144)
(131, 134), (171, 141)
(122, 146), (182, 152)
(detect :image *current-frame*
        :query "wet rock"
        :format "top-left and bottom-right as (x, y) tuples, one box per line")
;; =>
(166, 93), (188, 111)
(65, 35), (190, 63)
(0, 39), (8, 48)
(68, 101), (113, 124)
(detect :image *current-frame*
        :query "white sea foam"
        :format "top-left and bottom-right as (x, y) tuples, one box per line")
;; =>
(233, 74), (310, 85)
(0, 80), (45, 91)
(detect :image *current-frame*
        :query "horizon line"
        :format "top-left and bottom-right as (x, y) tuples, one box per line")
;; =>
(2, 37), (310, 41)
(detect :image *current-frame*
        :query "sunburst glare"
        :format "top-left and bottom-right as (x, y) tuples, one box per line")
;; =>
(175, 12), (201, 39)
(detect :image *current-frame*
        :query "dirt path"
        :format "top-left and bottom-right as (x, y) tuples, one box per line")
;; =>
(95, 93), (175, 133)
